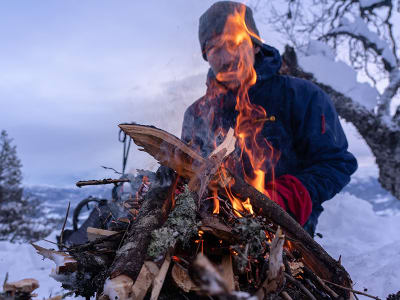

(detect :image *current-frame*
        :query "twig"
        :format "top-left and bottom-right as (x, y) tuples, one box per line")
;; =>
(285, 273), (317, 300)
(3, 272), (8, 289)
(101, 165), (123, 175)
(281, 291), (293, 300)
(59, 202), (70, 249)
(75, 178), (130, 188)
(315, 275), (339, 298)
(322, 279), (381, 300)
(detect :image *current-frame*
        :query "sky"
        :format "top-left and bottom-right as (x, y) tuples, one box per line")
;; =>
(0, 0), (372, 187)
(0, 1), (216, 186)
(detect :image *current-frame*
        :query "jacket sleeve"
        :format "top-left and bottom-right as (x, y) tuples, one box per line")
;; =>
(290, 82), (358, 208)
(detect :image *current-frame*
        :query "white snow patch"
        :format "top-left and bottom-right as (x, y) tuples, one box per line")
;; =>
(318, 192), (400, 298)
(299, 41), (379, 110)
(0, 232), (83, 300)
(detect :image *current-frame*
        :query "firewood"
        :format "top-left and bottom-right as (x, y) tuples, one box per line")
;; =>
(171, 264), (198, 293)
(147, 185), (198, 259)
(257, 227), (285, 299)
(104, 186), (173, 300)
(103, 275), (133, 300)
(190, 254), (255, 300)
(87, 227), (119, 241)
(119, 123), (352, 292)
(31, 244), (77, 274)
(131, 261), (159, 300)
(219, 254), (235, 292)
(118, 124), (204, 179)
(150, 252), (171, 300)
(3, 279), (39, 295)
(76, 178), (130, 187)
(199, 216), (236, 244)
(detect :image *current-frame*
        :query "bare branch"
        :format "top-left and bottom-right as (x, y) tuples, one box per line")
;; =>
(377, 69), (400, 117)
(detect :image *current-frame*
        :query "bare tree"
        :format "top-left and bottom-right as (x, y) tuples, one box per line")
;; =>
(251, 0), (400, 200)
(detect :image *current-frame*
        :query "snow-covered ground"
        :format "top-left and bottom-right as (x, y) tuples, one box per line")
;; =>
(0, 232), (81, 299)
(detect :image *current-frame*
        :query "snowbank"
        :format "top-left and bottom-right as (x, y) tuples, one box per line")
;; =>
(0, 232), (83, 300)
(318, 192), (400, 298)
(298, 40), (379, 110)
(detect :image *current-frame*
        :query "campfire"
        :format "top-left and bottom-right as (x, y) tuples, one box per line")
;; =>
(31, 5), (361, 300)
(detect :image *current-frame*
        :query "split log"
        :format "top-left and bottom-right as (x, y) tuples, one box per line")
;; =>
(190, 254), (256, 300)
(119, 123), (353, 292)
(3, 279), (39, 296)
(131, 261), (159, 300)
(256, 227), (285, 298)
(104, 185), (172, 299)
(31, 244), (77, 274)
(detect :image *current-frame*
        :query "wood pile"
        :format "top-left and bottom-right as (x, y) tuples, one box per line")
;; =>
(32, 123), (382, 300)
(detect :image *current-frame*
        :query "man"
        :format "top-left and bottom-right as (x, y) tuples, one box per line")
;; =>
(181, 1), (357, 236)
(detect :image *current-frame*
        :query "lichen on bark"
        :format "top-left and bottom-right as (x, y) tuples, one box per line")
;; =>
(147, 185), (199, 259)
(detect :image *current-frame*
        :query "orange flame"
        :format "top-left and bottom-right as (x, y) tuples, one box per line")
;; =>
(208, 5), (279, 215)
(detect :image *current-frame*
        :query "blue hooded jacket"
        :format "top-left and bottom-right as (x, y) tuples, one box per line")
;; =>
(181, 44), (358, 235)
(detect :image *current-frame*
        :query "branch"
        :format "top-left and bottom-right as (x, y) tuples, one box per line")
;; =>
(324, 17), (397, 72)
(76, 178), (130, 188)
(377, 68), (400, 117)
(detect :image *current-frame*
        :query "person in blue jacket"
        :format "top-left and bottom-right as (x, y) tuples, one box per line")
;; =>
(181, 1), (358, 236)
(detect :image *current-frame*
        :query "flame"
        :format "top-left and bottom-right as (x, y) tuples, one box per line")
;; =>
(212, 190), (220, 214)
(199, 5), (279, 216)
(242, 198), (254, 215)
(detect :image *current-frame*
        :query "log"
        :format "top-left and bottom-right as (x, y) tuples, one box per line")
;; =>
(119, 123), (352, 292)
(3, 279), (39, 296)
(104, 185), (172, 299)
(228, 173), (352, 288)
(256, 227), (285, 298)
(190, 254), (256, 300)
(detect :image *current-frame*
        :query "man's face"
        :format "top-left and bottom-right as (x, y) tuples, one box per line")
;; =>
(205, 35), (256, 90)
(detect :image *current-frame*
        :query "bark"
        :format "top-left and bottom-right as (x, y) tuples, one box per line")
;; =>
(281, 45), (400, 201)
(108, 185), (172, 280)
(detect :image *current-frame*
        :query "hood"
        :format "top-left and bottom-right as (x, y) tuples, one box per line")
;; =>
(254, 44), (282, 81)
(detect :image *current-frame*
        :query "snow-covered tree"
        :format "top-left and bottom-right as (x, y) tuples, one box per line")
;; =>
(252, 0), (400, 200)
(0, 130), (56, 242)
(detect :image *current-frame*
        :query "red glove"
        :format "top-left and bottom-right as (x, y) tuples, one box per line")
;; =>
(266, 175), (312, 226)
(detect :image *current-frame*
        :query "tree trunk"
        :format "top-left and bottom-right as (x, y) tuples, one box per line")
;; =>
(281, 45), (400, 201)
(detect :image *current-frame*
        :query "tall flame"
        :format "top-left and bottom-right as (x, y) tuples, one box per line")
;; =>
(210, 5), (280, 214)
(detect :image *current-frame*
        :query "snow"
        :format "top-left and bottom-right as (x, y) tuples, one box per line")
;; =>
(359, 0), (387, 8)
(0, 232), (83, 300)
(331, 17), (397, 69)
(299, 41), (379, 110)
(317, 193), (400, 298)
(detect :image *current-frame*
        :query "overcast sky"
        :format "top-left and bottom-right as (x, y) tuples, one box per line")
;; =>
(0, 1), (373, 187)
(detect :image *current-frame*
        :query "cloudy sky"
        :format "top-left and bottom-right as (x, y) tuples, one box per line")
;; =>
(0, 1), (372, 187)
